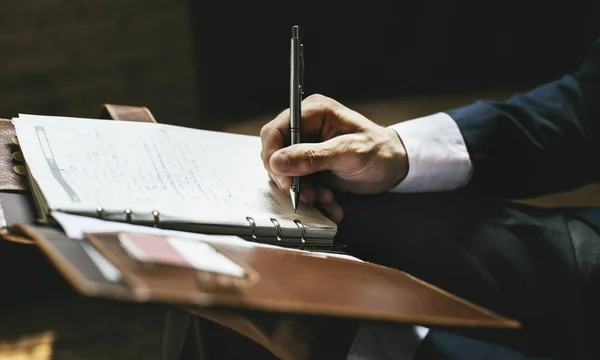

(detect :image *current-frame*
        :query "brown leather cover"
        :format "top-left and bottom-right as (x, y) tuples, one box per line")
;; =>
(18, 220), (520, 359)
(82, 230), (519, 359)
(84, 231), (519, 329)
(0, 119), (28, 191)
(17, 223), (316, 359)
(17, 225), (135, 299)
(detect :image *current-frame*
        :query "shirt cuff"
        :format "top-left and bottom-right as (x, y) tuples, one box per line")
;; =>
(388, 112), (473, 193)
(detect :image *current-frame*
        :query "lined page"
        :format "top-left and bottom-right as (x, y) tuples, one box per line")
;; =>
(13, 115), (336, 233)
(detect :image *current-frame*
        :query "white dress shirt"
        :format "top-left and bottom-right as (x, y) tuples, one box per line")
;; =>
(388, 112), (473, 193)
(346, 112), (472, 360)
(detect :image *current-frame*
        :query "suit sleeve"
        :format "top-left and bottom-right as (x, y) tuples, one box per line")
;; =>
(445, 38), (600, 198)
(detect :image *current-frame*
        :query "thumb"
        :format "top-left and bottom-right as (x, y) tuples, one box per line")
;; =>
(269, 135), (354, 176)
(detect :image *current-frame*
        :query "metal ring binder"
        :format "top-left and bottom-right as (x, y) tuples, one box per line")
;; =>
(92, 208), (307, 247)
(152, 210), (160, 227)
(245, 216), (257, 240)
(95, 207), (159, 226)
(293, 219), (306, 249)
(124, 208), (133, 222)
(270, 218), (283, 242)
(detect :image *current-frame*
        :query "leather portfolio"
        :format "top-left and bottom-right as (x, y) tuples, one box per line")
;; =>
(16, 223), (519, 359)
(0, 105), (520, 360)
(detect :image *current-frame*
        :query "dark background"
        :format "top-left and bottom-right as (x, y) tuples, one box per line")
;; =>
(0, 0), (599, 129)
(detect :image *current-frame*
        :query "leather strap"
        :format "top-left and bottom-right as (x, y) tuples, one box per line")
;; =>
(100, 104), (157, 123)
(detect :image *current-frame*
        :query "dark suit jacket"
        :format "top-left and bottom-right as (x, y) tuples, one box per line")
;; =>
(420, 37), (600, 360)
(447, 37), (600, 199)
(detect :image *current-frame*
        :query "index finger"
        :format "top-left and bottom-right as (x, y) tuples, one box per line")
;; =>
(260, 108), (289, 173)
(260, 95), (343, 173)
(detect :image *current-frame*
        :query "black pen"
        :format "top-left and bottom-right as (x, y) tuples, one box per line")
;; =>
(290, 25), (303, 212)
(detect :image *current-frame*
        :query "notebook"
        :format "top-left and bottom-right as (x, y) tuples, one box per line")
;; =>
(12, 114), (338, 249)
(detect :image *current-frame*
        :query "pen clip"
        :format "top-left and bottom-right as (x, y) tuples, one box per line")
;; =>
(300, 43), (305, 96)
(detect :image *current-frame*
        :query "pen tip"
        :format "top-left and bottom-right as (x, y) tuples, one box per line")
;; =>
(292, 25), (299, 37)
(290, 189), (299, 213)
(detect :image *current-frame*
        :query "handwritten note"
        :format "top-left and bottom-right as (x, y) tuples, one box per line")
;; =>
(13, 114), (337, 236)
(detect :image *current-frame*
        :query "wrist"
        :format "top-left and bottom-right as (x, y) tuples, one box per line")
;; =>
(386, 112), (473, 193)
(385, 127), (409, 188)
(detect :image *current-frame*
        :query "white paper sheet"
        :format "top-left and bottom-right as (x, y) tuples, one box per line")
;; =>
(12, 114), (336, 233)
(167, 239), (246, 276)
(51, 211), (252, 247)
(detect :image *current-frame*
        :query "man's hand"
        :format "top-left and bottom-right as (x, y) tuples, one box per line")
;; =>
(260, 94), (408, 223)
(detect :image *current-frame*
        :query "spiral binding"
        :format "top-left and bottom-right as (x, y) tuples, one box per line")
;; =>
(95, 206), (161, 227)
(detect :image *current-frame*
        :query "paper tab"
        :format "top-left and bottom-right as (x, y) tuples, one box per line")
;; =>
(118, 233), (246, 278)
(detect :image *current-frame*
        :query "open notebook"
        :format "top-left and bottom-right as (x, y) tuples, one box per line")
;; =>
(12, 114), (338, 249)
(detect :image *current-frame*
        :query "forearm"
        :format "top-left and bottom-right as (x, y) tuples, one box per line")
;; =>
(448, 73), (596, 198)
(389, 38), (600, 198)
(387, 112), (473, 193)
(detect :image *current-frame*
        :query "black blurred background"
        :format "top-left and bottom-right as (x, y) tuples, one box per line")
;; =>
(0, 0), (599, 130)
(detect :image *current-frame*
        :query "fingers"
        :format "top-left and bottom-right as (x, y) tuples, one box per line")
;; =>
(269, 134), (360, 177)
(269, 173), (333, 204)
(267, 174), (343, 222)
(260, 94), (357, 173)
(260, 109), (288, 174)
(268, 172), (290, 191)
(298, 182), (334, 205)
(303, 184), (343, 223)
(318, 202), (344, 223)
